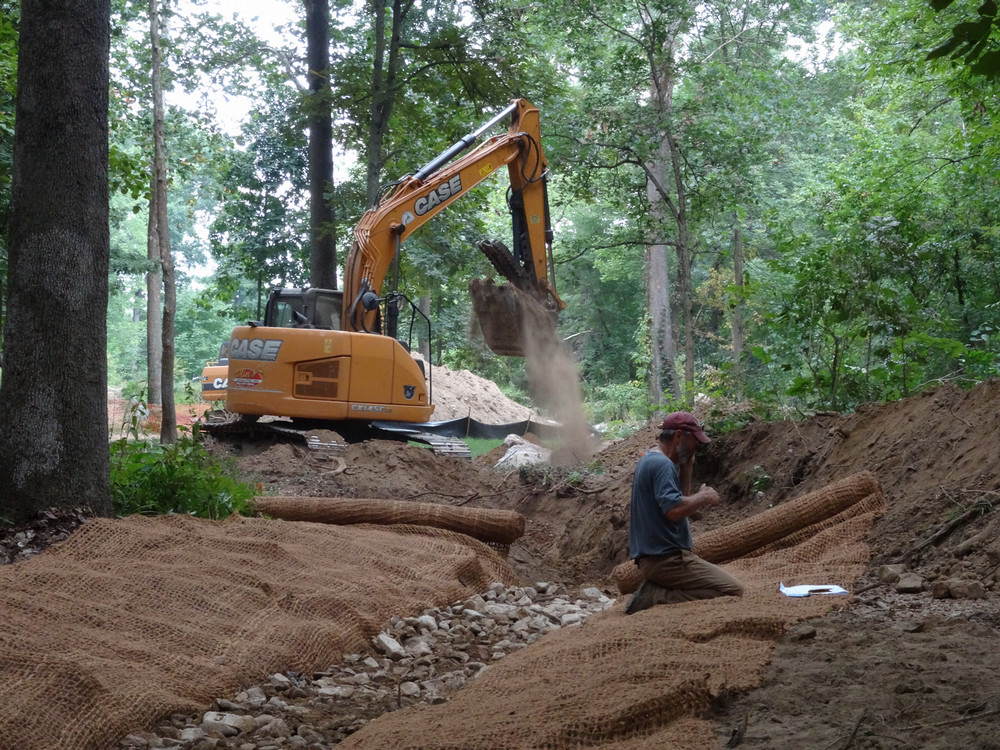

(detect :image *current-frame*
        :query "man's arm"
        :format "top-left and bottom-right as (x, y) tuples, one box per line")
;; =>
(665, 484), (720, 521)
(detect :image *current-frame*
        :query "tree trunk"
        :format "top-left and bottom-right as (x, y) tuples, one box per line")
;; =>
(731, 224), (745, 395)
(145, 171), (162, 405)
(418, 294), (431, 361)
(365, 0), (408, 207)
(665, 130), (696, 399)
(0, 0), (112, 522)
(305, 0), (337, 289)
(150, 0), (176, 443)
(644, 21), (684, 408)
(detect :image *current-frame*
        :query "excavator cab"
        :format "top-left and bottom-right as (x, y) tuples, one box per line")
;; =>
(200, 341), (230, 403)
(260, 288), (344, 331)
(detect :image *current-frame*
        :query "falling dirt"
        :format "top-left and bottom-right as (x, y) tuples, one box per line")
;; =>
(521, 321), (597, 465)
(206, 378), (1000, 748)
(468, 276), (595, 463)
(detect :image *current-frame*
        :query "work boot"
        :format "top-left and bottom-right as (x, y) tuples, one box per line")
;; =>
(625, 580), (658, 615)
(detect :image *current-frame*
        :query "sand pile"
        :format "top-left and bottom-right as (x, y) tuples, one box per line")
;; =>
(428, 365), (537, 423)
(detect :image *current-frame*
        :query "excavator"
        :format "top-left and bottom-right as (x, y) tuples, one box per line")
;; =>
(204, 98), (564, 455)
(199, 341), (229, 403)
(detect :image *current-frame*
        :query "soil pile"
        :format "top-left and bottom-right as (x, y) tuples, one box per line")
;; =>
(224, 379), (1000, 748)
(427, 364), (537, 423)
(10, 377), (998, 748)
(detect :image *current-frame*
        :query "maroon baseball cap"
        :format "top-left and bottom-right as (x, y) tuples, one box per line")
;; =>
(658, 411), (711, 444)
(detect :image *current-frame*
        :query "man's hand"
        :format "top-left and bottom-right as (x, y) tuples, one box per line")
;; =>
(666, 484), (722, 521)
(693, 484), (721, 507)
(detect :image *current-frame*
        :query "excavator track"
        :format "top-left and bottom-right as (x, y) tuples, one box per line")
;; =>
(200, 412), (471, 459)
(370, 422), (473, 459)
(200, 413), (349, 455)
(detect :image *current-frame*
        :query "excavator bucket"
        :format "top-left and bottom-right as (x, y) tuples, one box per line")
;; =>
(469, 277), (556, 357)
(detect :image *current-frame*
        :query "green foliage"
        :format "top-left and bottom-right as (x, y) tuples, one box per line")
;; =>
(588, 380), (652, 425)
(927, 0), (1000, 76)
(737, 464), (773, 494)
(110, 401), (257, 520)
(25, 0), (1000, 433)
(207, 83), (310, 299)
(463, 437), (504, 459)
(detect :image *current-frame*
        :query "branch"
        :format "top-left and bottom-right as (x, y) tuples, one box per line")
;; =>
(573, 0), (644, 46)
(895, 498), (991, 562)
(899, 707), (1000, 733)
(907, 97), (954, 136)
(699, 25), (753, 65)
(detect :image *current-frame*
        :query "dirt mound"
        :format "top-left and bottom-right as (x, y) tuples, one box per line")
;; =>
(233, 379), (1000, 596)
(93, 376), (1000, 748)
(428, 364), (537, 423)
(232, 379), (1000, 748)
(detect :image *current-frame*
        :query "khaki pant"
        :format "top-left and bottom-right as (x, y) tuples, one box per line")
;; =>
(637, 550), (744, 605)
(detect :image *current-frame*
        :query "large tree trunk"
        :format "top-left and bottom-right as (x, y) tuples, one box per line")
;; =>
(145, 172), (162, 405)
(664, 130), (696, 398)
(150, 0), (176, 442)
(0, 0), (112, 522)
(305, 0), (337, 289)
(646, 240), (679, 407)
(644, 22), (685, 407)
(645, 150), (680, 407)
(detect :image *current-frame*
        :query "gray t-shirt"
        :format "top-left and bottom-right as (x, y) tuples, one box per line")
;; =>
(629, 448), (693, 558)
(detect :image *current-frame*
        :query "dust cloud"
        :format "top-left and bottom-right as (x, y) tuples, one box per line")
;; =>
(468, 277), (596, 462)
(520, 299), (597, 465)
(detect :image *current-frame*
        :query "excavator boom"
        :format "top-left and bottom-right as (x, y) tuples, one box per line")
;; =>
(342, 98), (564, 354)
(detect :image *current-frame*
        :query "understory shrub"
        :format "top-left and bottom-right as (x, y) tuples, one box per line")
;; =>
(110, 400), (256, 519)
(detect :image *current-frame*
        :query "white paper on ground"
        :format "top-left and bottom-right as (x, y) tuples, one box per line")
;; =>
(779, 582), (849, 597)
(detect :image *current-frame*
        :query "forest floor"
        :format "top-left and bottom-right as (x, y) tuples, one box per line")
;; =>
(5, 374), (1000, 748)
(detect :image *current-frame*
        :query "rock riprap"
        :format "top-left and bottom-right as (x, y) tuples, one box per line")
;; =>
(119, 582), (615, 749)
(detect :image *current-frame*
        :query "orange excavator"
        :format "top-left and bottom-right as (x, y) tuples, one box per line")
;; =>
(205, 99), (564, 453)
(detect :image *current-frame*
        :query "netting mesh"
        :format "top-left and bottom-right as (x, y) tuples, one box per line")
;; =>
(0, 515), (518, 750)
(337, 474), (884, 750)
(0, 472), (883, 750)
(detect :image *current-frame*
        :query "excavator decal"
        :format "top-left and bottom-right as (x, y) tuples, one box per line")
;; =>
(231, 368), (263, 389)
(229, 337), (283, 361)
(413, 175), (463, 216)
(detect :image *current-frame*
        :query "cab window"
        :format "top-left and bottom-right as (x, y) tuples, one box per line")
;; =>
(272, 300), (300, 327)
(315, 296), (341, 330)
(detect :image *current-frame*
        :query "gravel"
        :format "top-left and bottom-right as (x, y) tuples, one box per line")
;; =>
(117, 581), (616, 749)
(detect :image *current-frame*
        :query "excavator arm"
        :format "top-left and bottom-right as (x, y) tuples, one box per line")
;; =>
(342, 98), (564, 347)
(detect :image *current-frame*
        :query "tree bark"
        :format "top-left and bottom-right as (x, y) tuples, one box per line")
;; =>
(418, 294), (431, 361)
(365, 0), (409, 207)
(731, 224), (745, 395)
(0, 0), (112, 522)
(305, 0), (337, 289)
(145, 171), (162, 405)
(644, 19), (684, 407)
(150, 0), (176, 442)
(665, 129), (696, 398)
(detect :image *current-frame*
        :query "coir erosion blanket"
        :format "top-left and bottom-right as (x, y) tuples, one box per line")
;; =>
(0, 514), (517, 750)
